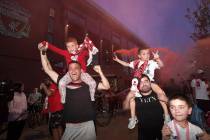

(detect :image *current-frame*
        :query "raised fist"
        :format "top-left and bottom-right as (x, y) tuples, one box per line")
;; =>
(93, 65), (102, 74)
(38, 41), (48, 51)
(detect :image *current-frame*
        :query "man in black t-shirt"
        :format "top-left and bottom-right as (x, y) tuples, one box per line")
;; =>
(39, 50), (110, 140)
(124, 74), (167, 140)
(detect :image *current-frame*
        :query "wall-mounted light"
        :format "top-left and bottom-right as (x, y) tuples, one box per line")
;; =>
(65, 24), (69, 40)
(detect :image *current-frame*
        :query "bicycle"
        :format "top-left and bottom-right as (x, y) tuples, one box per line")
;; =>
(26, 104), (46, 128)
(94, 89), (126, 127)
(94, 90), (113, 127)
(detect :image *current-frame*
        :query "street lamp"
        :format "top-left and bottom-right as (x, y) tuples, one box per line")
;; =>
(65, 24), (69, 40)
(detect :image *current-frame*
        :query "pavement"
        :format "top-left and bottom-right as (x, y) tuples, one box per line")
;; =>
(0, 112), (138, 140)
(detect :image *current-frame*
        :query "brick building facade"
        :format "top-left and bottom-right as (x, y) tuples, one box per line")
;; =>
(0, 0), (145, 91)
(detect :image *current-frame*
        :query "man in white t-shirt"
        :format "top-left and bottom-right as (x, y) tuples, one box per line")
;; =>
(191, 70), (210, 113)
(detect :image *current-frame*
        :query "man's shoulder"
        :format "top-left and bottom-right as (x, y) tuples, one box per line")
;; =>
(150, 90), (158, 97)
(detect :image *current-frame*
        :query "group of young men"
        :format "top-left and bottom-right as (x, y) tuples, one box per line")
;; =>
(38, 35), (210, 140)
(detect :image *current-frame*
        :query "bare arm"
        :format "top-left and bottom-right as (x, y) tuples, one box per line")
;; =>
(40, 51), (59, 83)
(152, 51), (164, 68)
(155, 58), (164, 68)
(151, 83), (168, 102)
(113, 55), (130, 67)
(38, 42), (54, 71)
(46, 57), (53, 71)
(93, 65), (110, 90)
(43, 41), (68, 57)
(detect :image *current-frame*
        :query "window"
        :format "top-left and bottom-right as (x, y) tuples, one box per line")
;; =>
(48, 17), (54, 33)
(49, 8), (55, 17)
(46, 33), (53, 43)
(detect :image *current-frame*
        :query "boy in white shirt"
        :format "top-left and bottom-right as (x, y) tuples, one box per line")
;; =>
(162, 94), (210, 140)
(113, 48), (169, 129)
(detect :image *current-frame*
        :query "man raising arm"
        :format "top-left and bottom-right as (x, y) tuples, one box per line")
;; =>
(39, 47), (110, 140)
(39, 49), (110, 90)
(40, 50), (58, 83)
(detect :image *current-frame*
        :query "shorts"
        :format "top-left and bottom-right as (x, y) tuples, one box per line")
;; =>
(49, 110), (63, 129)
(62, 120), (96, 140)
(28, 104), (42, 113)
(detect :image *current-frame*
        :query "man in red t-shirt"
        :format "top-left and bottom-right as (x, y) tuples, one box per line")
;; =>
(40, 79), (63, 140)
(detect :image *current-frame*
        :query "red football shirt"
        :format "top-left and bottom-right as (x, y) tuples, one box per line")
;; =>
(48, 83), (63, 113)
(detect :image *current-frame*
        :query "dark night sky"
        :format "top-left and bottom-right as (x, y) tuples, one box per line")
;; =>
(91, 0), (197, 52)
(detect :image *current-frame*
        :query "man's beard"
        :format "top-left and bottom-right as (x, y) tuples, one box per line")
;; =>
(140, 85), (151, 93)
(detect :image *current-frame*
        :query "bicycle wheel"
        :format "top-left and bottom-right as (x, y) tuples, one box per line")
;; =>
(95, 97), (112, 127)
(27, 112), (36, 128)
